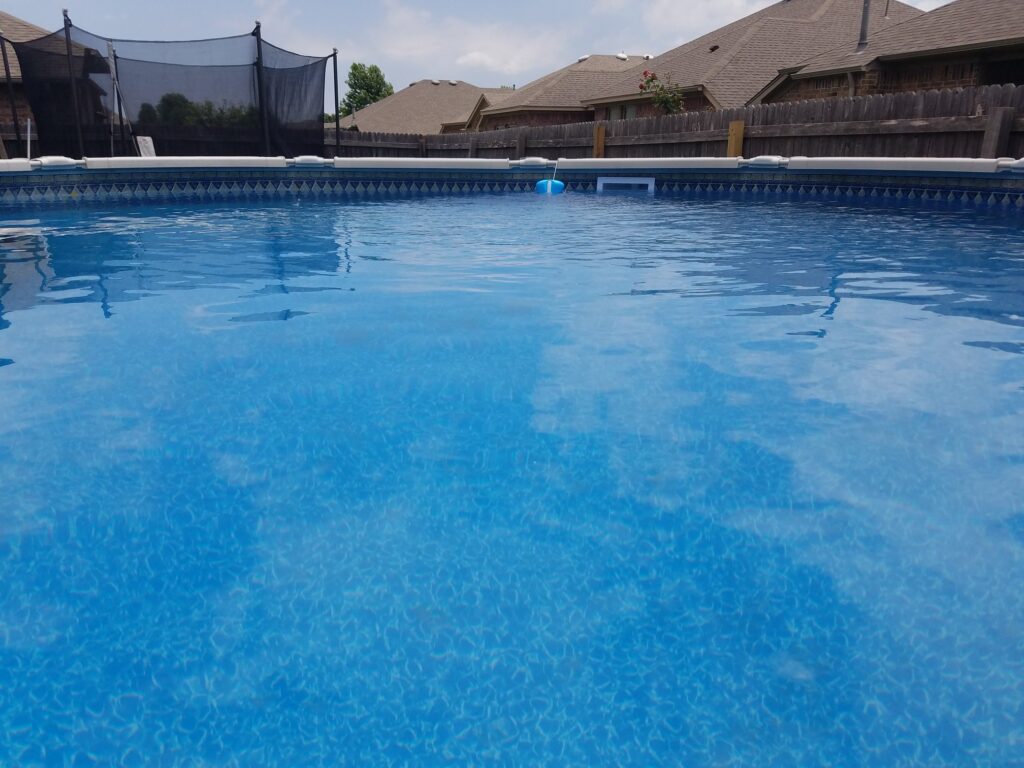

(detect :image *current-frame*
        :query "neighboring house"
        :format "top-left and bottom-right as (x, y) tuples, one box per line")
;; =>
(584, 0), (922, 119)
(339, 80), (505, 135)
(439, 88), (515, 133)
(476, 54), (650, 131)
(0, 11), (50, 135)
(756, 0), (1024, 103)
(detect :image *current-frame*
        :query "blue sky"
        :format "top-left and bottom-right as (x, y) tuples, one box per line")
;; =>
(4, 0), (950, 103)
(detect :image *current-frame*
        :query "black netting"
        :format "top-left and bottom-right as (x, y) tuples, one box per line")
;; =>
(7, 22), (328, 158)
(264, 59), (327, 157)
(11, 30), (123, 157)
(116, 58), (262, 156)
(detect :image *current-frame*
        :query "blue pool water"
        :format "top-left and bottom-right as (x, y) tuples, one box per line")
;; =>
(1, 194), (1023, 766)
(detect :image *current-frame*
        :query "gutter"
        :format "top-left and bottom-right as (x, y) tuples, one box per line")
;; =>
(479, 105), (592, 117)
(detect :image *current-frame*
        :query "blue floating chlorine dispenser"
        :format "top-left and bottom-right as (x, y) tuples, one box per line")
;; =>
(535, 159), (565, 195)
(536, 179), (565, 195)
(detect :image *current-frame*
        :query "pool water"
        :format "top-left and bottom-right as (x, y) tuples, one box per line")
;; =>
(1, 194), (1023, 766)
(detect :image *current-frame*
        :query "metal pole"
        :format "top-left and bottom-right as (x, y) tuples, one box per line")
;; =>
(253, 21), (271, 156)
(112, 50), (127, 154)
(62, 9), (85, 158)
(111, 52), (135, 155)
(0, 32), (24, 157)
(106, 41), (115, 156)
(332, 49), (340, 156)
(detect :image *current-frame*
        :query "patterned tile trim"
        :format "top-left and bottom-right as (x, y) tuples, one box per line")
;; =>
(0, 178), (538, 205)
(0, 170), (1022, 209)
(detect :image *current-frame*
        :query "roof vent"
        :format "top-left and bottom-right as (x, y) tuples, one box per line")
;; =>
(615, 52), (628, 61)
(578, 54), (591, 62)
(643, 54), (654, 60)
(449, 80), (458, 85)
(431, 79), (440, 85)
(857, 0), (872, 49)
(709, 45), (720, 53)
(409, 82), (417, 87)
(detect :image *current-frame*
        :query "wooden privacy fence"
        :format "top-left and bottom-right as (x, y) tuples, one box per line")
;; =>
(325, 84), (1024, 160)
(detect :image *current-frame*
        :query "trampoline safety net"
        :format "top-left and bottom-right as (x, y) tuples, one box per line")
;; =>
(9, 21), (328, 158)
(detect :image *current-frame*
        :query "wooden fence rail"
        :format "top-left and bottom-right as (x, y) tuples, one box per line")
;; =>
(325, 84), (1024, 161)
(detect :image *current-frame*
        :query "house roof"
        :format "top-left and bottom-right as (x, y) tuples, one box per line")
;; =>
(481, 54), (649, 116)
(0, 11), (52, 83)
(440, 88), (516, 130)
(783, 0), (1024, 79)
(339, 79), (506, 134)
(585, 0), (922, 109)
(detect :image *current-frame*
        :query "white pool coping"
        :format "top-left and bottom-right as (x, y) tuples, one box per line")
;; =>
(84, 156), (289, 170)
(333, 158), (511, 170)
(0, 155), (1021, 175)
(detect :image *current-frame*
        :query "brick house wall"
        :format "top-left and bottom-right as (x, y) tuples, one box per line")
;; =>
(0, 85), (33, 125)
(477, 110), (593, 132)
(594, 93), (713, 121)
(0, 84), (35, 155)
(873, 58), (984, 93)
(766, 50), (1024, 103)
(764, 74), (852, 102)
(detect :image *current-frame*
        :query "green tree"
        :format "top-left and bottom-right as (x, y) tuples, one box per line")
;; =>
(339, 63), (394, 117)
(136, 93), (257, 128)
(156, 92), (196, 126)
(137, 102), (159, 126)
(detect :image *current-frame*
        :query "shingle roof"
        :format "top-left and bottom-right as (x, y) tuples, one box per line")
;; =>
(339, 80), (506, 134)
(481, 54), (647, 116)
(585, 0), (922, 109)
(441, 88), (516, 130)
(787, 0), (1024, 78)
(0, 11), (52, 83)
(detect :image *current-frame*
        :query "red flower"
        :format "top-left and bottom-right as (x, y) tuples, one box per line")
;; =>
(643, 70), (651, 78)
(639, 84), (645, 90)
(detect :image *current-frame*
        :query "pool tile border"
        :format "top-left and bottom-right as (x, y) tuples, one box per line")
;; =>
(0, 166), (1022, 210)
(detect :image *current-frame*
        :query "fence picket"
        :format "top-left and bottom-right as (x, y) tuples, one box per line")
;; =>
(316, 85), (1024, 161)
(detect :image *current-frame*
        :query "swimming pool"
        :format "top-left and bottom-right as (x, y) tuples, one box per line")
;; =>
(1, 194), (1022, 765)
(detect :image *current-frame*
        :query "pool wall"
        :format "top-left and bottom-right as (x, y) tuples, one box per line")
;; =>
(1, 155), (1023, 208)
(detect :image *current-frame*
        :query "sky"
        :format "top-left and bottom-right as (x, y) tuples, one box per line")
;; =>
(4, 0), (952, 105)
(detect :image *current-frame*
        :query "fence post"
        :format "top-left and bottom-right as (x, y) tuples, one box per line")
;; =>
(727, 120), (745, 157)
(593, 122), (606, 158)
(418, 135), (427, 157)
(515, 129), (527, 160)
(979, 107), (1015, 158)
(468, 138), (477, 158)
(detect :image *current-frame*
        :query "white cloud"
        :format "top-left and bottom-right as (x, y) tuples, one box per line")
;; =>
(641, 0), (776, 45)
(591, 0), (630, 12)
(254, 0), (337, 56)
(372, 0), (569, 79)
